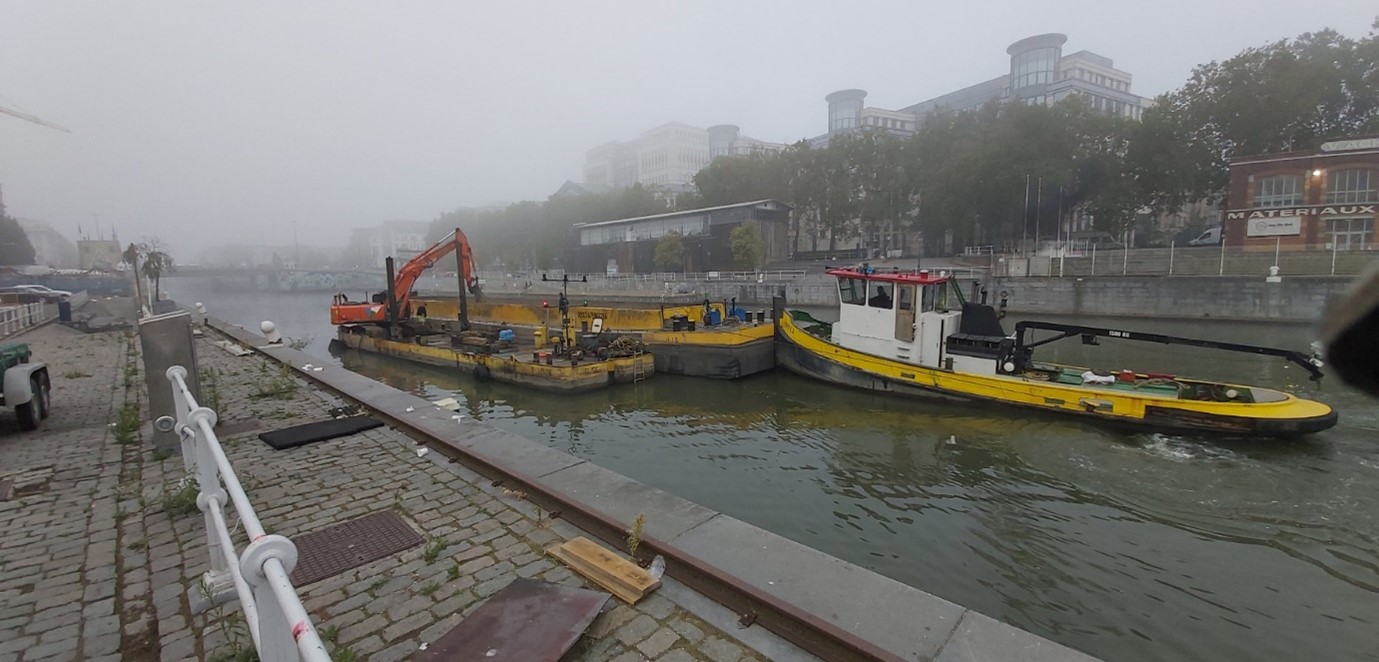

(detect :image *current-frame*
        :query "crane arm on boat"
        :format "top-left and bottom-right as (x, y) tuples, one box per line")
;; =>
(1011, 321), (1326, 382)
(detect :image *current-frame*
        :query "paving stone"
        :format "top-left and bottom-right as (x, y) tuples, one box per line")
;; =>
(638, 627), (681, 658)
(656, 649), (698, 662)
(610, 651), (645, 662)
(373, 638), (419, 662)
(700, 636), (745, 662)
(382, 610), (431, 642)
(667, 617), (705, 644)
(616, 614), (660, 647)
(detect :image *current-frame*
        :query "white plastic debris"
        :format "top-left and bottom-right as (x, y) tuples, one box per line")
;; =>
(416, 447), (429, 457)
(649, 555), (665, 579)
(418, 642), (428, 651)
(434, 397), (460, 410)
(405, 406), (415, 413)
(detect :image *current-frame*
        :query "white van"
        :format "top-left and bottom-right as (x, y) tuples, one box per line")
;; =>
(1188, 227), (1222, 246)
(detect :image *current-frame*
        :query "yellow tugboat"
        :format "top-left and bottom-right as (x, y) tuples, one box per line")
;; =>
(773, 267), (1337, 435)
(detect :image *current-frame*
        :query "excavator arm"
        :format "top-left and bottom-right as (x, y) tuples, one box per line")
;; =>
(330, 227), (482, 326)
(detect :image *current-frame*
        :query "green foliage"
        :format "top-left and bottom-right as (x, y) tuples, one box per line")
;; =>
(652, 232), (686, 271)
(202, 367), (222, 412)
(251, 365), (298, 400)
(114, 402), (140, 445)
(0, 215), (36, 265)
(728, 224), (762, 269)
(447, 561), (460, 581)
(151, 448), (171, 462)
(627, 512), (645, 558)
(1133, 26), (1379, 210)
(127, 538), (148, 551)
(62, 369), (89, 379)
(419, 581), (440, 597)
(422, 537), (446, 564)
(162, 479), (200, 518)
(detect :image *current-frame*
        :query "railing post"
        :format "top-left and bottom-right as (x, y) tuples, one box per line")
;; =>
(241, 536), (300, 662)
(1169, 241), (1175, 276)
(189, 405), (235, 595)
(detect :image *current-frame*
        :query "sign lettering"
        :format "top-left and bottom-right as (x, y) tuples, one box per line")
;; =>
(1320, 138), (1379, 152)
(1247, 217), (1302, 237)
(1225, 204), (1376, 221)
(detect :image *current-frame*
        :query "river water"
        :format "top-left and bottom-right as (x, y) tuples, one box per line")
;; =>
(167, 279), (1379, 661)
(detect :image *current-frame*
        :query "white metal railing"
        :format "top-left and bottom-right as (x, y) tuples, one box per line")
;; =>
(0, 302), (47, 337)
(163, 365), (330, 662)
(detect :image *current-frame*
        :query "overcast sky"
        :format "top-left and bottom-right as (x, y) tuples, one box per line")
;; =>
(1, 1), (1374, 258)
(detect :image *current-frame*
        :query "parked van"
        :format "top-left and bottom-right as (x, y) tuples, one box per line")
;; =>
(1188, 227), (1222, 246)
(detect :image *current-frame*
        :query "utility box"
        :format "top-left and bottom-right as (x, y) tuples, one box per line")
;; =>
(138, 310), (201, 454)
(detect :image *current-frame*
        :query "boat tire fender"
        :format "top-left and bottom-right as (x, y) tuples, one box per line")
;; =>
(475, 364), (492, 382)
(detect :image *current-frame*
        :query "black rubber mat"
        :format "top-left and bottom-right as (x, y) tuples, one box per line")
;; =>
(258, 416), (383, 450)
(290, 510), (423, 586)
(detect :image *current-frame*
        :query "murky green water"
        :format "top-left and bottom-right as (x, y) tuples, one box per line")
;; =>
(169, 280), (1379, 661)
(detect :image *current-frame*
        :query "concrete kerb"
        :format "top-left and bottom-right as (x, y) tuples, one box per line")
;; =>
(201, 316), (1097, 662)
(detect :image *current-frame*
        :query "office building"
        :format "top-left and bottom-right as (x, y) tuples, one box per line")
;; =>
(1223, 136), (1377, 250)
(566, 200), (790, 274)
(583, 121), (785, 192)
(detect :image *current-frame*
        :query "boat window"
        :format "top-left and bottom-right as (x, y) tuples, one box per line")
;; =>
(867, 284), (893, 309)
(935, 283), (950, 312)
(839, 278), (866, 306)
(896, 285), (913, 311)
(920, 285), (936, 312)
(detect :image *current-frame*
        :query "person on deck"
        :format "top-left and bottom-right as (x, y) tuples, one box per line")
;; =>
(869, 285), (892, 308)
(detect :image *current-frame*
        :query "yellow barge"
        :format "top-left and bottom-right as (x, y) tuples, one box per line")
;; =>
(414, 296), (776, 380)
(336, 327), (653, 392)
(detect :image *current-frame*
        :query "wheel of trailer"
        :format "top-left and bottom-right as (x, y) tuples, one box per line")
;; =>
(16, 375), (41, 431)
(36, 371), (50, 419)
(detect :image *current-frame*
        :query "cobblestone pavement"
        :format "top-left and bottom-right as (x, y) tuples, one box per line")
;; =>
(1, 323), (767, 661)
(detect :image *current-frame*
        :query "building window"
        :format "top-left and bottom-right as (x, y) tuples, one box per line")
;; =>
(1328, 217), (1373, 251)
(1012, 47), (1058, 89)
(1326, 169), (1377, 204)
(1253, 174), (1304, 207)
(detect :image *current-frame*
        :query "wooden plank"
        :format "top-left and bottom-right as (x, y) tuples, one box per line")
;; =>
(545, 537), (660, 605)
(562, 537), (660, 594)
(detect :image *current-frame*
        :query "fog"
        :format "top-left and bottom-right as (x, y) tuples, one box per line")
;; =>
(0, 1), (1373, 259)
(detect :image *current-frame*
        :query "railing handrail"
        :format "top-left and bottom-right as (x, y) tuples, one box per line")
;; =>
(164, 365), (330, 662)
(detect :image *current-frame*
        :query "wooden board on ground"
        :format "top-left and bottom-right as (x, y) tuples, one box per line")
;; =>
(545, 536), (660, 604)
(213, 340), (252, 356)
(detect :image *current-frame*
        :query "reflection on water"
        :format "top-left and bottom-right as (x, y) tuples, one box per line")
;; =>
(168, 280), (1379, 662)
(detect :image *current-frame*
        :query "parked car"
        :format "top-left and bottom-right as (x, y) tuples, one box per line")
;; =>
(1187, 227), (1223, 246)
(0, 285), (73, 302)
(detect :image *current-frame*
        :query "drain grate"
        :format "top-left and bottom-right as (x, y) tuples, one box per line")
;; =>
(289, 510), (424, 586)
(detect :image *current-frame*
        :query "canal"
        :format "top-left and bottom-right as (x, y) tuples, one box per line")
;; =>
(166, 279), (1379, 662)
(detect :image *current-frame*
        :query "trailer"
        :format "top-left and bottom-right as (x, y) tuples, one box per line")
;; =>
(1, 343), (50, 430)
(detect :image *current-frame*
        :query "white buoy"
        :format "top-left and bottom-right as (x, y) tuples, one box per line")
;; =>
(260, 320), (283, 344)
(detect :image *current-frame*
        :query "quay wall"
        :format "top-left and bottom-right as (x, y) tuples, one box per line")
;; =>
(676, 275), (1352, 322)
(206, 316), (1096, 662)
(985, 276), (1353, 322)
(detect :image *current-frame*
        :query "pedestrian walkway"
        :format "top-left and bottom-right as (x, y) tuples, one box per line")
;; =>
(0, 323), (769, 661)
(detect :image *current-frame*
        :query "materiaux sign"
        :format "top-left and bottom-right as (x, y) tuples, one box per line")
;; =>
(1246, 217), (1302, 237)
(1226, 204), (1376, 221)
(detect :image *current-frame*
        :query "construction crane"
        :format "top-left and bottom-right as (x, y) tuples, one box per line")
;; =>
(0, 104), (70, 133)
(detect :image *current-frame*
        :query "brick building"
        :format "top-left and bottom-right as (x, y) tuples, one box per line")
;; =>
(1224, 137), (1378, 251)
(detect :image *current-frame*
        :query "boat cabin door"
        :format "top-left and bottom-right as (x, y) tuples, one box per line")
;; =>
(894, 284), (915, 342)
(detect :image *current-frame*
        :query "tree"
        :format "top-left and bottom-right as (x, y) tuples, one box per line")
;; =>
(728, 224), (762, 270)
(0, 215), (36, 265)
(137, 239), (174, 304)
(1136, 24), (1379, 208)
(653, 231), (685, 272)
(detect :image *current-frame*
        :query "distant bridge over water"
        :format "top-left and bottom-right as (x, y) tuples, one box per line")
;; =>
(168, 267), (387, 293)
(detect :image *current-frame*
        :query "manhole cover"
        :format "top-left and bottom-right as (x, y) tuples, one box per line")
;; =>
(290, 510), (424, 586)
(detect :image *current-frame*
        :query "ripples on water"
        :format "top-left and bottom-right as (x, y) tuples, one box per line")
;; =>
(165, 284), (1379, 661)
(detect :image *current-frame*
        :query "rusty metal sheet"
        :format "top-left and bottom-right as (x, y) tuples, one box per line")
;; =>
(416, 578), (610, 662)
(289, 510), (423, 586)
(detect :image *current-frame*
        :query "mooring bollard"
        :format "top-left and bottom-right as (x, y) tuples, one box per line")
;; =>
(260, 320), (283, 344)
(194, 302), (207, 325)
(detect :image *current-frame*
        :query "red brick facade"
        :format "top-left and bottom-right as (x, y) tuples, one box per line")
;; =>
(1224, 138), (1378, 251)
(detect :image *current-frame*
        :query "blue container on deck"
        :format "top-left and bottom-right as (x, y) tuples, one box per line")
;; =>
(705, 309), (722, 326)
(498, 329), (515, 342)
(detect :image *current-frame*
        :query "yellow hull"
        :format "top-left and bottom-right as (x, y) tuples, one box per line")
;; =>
(776, 310), (1336, 435)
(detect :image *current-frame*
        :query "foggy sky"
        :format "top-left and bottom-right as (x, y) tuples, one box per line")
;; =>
(1, 1), (1374, 259)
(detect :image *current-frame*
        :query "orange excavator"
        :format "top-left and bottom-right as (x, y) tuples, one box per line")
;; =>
(330, 228), (482, 326)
